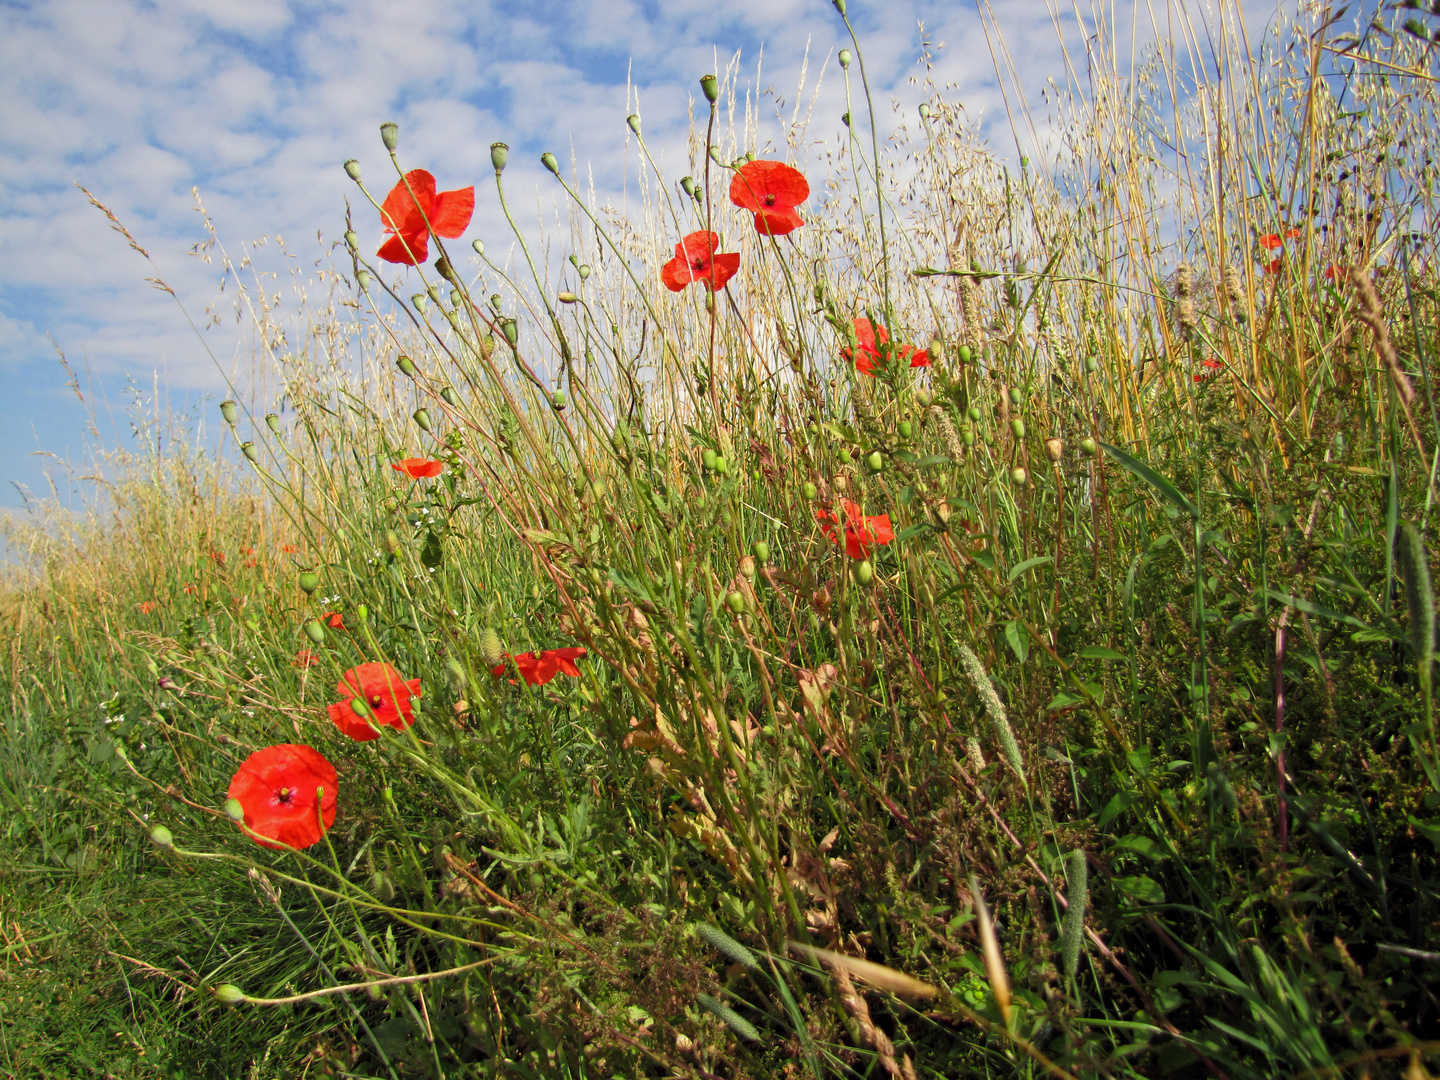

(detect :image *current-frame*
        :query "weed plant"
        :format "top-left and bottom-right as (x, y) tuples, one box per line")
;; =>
(4, 1), (1440, 1077)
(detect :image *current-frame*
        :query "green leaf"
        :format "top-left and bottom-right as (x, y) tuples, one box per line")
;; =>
(917, 454), (952, 468)
(1409, 817), (1440, 852)
(1262, 589), (1374, 632)
(420, 529), (443, 569)
(1046, 690), (1085, 711)
(895, 524), (929, 543)
(1098, 791), (1138, 829)
(1079, 645), (1126, 660)
(1126, 746), (1152, 777)
(1111, 835), (1169, 862)
(1099, 441), (1199, 519)
(1112, 874), (1166, 905)
(609, 566), (658, 602)
(1007, 555), (1054, 582)
(1004, 619), (1029, 663)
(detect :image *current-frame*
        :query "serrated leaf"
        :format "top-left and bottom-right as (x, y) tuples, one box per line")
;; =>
(1099, 441), (1198, 519)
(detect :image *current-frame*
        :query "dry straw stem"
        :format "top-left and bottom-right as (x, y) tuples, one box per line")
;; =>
(829, 963), (917, 1080)
(1351, 266), (1426, 452)
(785, 941), (937, 998)
(966, 876), (1012, 1028)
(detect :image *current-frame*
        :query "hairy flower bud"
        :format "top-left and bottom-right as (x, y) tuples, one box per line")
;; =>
(480, 627), (504, 669)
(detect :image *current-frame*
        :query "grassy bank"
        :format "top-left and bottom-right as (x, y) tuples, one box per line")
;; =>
(3, 2), (1440, 1077)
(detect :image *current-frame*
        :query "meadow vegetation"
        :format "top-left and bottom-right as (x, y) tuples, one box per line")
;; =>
(3, 1), (1440, 1076)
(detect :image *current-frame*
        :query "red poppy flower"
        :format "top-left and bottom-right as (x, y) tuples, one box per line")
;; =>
(728, 161), (809, 236)
(841, 318), (930, 376)
(1285, 227), (1301, 240)
(817, 499), (895, 559)
(227, 744), (338, 850)
(491, 647), (587, 686)
(324, 611), (345, 629)
(1193, 357), (1224, 383)
(1264, 258), (1282, 275)
(1324, 264), (1346, 282)
(209, 550), (226, 565)
(1259, 233), (1283, 250)
(660, 231), (741, 292)
(326, 662), (422, 741)
(393, 458), (444, 479)
(293, 649), (320, 669)
(138, 601), (156, 614)
(377, 169), (475, 266)
(281, 544), (299, 554)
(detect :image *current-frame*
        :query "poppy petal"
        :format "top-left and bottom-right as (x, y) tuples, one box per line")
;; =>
(379, 170), (436, 234)
(708, 252), (741, 291)
(752, 207), (804, 236)
(728, 161), (810, 211)
(908, 348), (931, 369)
(661, 257), (692, 291)
(378, 231), (428, 265)
(428, 187), (475, 238)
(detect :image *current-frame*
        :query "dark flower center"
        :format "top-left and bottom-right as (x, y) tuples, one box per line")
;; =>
(763, 194), (777, 206)
(275, 786), (293, 805)
(370, 694), (386, 710)
(691, 257), (707, 271)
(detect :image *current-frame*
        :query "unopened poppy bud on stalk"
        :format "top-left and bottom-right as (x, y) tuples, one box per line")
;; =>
(304, 620), (326, 645)
(413, 408), (432, 432)
(265, 413), (281, 434)
(541, 151), (559, 175)
(383, 529), (402, 554)
(356, 605), (369, 624)
(343, 159), (361, 181)
(481, 627), (504, 668)
(380, 122), (399, 151)
(214, 984), (246, 1005)
(224, 797), (245, 822)
(855, 560), (874, 585)
(298, 570), (320, 594)
(490, 142), (509, 173)
(700, 74), (718, 103)
(627, 114), (641, 135)
(149, 824), (174, 848)
(866, 451), (884, 473)
(220, 400), (238, 425)
(839, 48), (852, 69)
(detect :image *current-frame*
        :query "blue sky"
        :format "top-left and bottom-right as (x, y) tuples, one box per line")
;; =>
(0, 0), (1109, 511)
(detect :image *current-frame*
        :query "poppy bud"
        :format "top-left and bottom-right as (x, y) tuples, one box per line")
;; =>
(919, 103), (931, 119)
(396, 355), (417, 378)
(558, 291), (577, 303)
(298, 570), (320, 594)
(551, 390), (566, 409)
(446, 657), (467, 694)
(802, 482), (817, 499)
(350, 696), (372, 718)
(241, 442), (259, 462)
(700, 74), (719, 103)
(214, 984), (246, 1005)
(220, 400), (238, 424)
(968, 406), (982, 422)
(1008, 386), (1023, 404)
(1044, 438), (1064, 462)
(752, 540), (770, 563)
(149, 824), (174, 847)
(725, 591), (746, 614)
(265, 413), (281, 434)
(855, 560), (874, 586)
(899, 420), (913, 440)
(344, 229), (358, 250)
(928, 336), (944, 361)
(356, 605), (369, 623)
(681, 176), (696, 196)
(412, 293), (427, 313)
(702, 448), (718, 471)
(357, 269), (373, 291)
(963, 428), (976, 447)
(434, 256), (456, 282)
(1010, 418), (1026, 439)
(383, 529), (401, 554)
(1083, 356), (1099, 374)
(957, 344), (973, 364)
(1010, 466), (1029, 486)
(866, 451), (884, 473)
(580, 263), (593, 280)
(481, 627), (504, 668)
(712, 454), (728, 474)
(541, 151), (559, 175)
(490, 142), (509, 173)
(224, 797), (245, 822)
(501, 318), (518, 347)
(343, 159), (361, 180)
(739, 555), (756, 579)
(626, 114), (641, 135)
(839, 48), (852, 68)
(1080, 437), (1098, 455)
(304, 620), (326, 644)
(379, 122), (399, 151)
(472, 239), (485, 256)
(833, 0), (847, 14)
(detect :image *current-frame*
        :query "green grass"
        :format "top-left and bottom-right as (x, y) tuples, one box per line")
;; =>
(4, 2), (1440, 1077)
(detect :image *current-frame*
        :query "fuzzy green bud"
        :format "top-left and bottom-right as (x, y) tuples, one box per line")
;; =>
(541, 151), (559, 175)
(700, 74), (719, 103)
(413, 408), (432, 432)
(832, 0), (848, 16)
(298, 570), (320, 595)
(446, 657), (467, 695)
(725, 591), (746, 614)
(396, 355), (417, 378)
(963, 428), (976, 447)
(383, 529), (401, 554)
(303, 620), (326, 645)
(480, 627), (504, 669)
(343, 159), (361, 181)
(379, 122), (399, 151)
(1398, 520), (1435, 665)
(1060, 849), (1088, 978)
(557, 291), (577, 303)
(149, 824), (174, 848)
(355, 605), (369, 624)
(224, 797), (245, 822)
(956, 344), (973, 364)
(214, 984), (246, 1005)
(220, 400), (238, 425)
(490, 142), (509, 172)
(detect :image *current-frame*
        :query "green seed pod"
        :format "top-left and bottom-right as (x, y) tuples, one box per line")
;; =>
(551, 390), (567, 409)
(919, 102), (932, 119)
(1398, 520), (1435, 665)
(220, 400), (239, 425)
(541, 151), (559, 174)
(356, 605), (369, 624)
(480, 627), (504, 669)
(434, 255), (456, 283)
(224, 797), (245, 822)
(838, 47), (852, 68)
(149, 824), (174, 848)
(264, 413), (281, 434)
(501, 318), (518, 347)
(379, 121), (399, 151)
(803, 482), (817, 500)
(752, 540), (770, 563)
(241, 442), (259, 463)
(450, 288), (462, 306)
(344, 229), (358, 250)
(1010, 418), (1026, 439)
(967, 406), (982, 422)
(725, 591), (746, 614)
(1060, 849), (1088, 978)
(471, 239), (485, 256)
(413, 408), (432, 432)
(1010, 466), (1028, 486)
(963, 428), (976, 447)
(1080, 437), (1098, 455)
(855, 560), (874, 585)
(356, 269), (372, 291)
(713, 455), (729, 474)
(680, 176), (696, 197)
(490, 142), (509, 172)
(898, 420), (913, 440)
(396, 355), (417, 378)
(1008, 387), (1023, 405)
(343, 159), (361, 181)
(866, 451), (884, 473)
(446, 657), (468, 694)
(957, 344), (973, 364)
(702, 448), (718, 471)
(440, 386), (459, 407)
(304, 620), (326, 645)
(626, 114), (641, 134)
(412, 292), (427, 313)
(557, 291), (577, 303)
(700, 74), (719, 103)
(214, 984), (246, 1005)
(298, 570), (320, 595)
(1083, 356), (1099, 374)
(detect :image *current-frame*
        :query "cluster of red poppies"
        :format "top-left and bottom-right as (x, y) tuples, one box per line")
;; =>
(225, 649), (587, 850)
